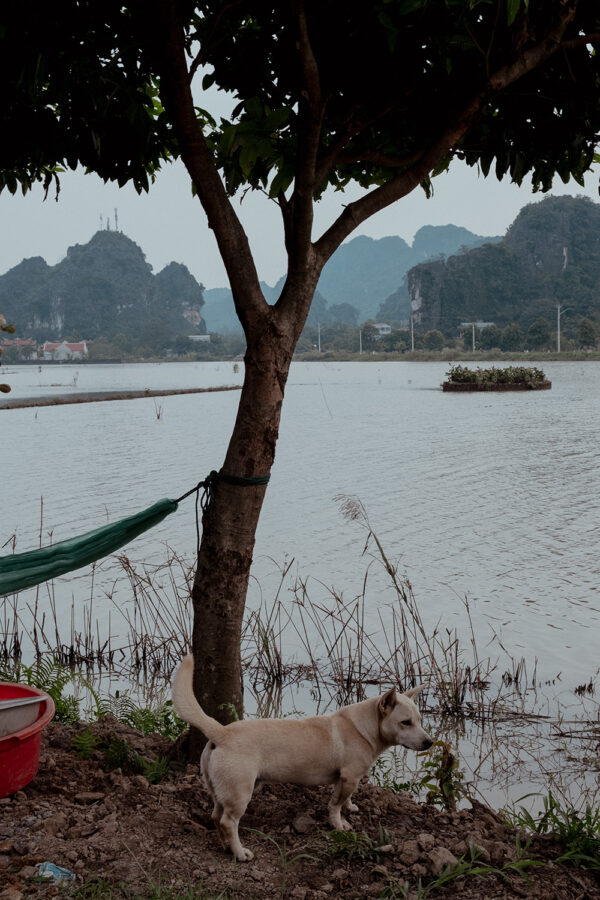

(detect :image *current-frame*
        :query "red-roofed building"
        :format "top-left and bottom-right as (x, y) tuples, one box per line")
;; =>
(42, 341), (90, 361)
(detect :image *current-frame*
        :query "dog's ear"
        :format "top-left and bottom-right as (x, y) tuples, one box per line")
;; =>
(378, 688), (398, 716)
(403, 685), (426, 700)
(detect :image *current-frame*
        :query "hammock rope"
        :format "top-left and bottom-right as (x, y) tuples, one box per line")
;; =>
(0, 470), (270, 598)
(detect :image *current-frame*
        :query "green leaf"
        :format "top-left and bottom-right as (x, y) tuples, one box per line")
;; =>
(420, 176), (433, 198)
(395, 0), (428, 14)
(239, 143), (256, 175)
(195, 106), (217, 129)
(430, 155), (451, 178)
(507, 0), (522, 26)
(202, 71), (216, 91)
(264, 107), (290, 130)
(269, 164), (294, 198)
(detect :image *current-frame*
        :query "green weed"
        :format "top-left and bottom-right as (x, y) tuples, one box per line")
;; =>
(103, 737), (170, 783)
(320, 825), (392, 864)
(380, 845), (540, 899)
(71, 726), (101, 759)
(0, 656), (81, 723)
(70, 879), (233, 900)
(247, 829), (316, 898)
(142, 756), (170, 784)
(96, 691), (185, 739)
(371, 754), (418, 795)
(102, 737), (140, 772)
(505, 792), (600, 871)
(71, 732), (170, 784)
(420, 741), (465, 811)
(371, 742), (465, 811)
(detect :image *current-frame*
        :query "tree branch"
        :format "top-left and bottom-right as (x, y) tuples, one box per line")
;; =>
(148, 0), (267, 333)
(274, 1), (324, 324)
(314, 0), (580, 266)
(285, 2), (323, 264)
(561, 32), (600, 49)
(314, 103), (399, 187)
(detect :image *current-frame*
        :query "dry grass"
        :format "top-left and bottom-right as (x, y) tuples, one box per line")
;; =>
(0, 495), (590, 729)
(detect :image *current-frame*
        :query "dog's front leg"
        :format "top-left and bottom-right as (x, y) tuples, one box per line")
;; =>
(329, 774), (360, 830)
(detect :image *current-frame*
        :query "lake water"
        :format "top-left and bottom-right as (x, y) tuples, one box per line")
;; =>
(2, 360), (599, 691)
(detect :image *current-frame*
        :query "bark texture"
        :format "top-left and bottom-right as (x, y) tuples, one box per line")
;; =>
(189, 299), (315, 752)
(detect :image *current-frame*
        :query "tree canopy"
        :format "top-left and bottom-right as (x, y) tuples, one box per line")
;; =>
(3, 2), (600, 224)
(190, 1), (600, 200)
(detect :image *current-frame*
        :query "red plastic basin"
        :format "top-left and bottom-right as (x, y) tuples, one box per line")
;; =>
(0, 683), (55, 797)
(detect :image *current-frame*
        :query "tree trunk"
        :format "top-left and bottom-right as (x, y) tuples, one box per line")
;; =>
(188, 313), (297, 757)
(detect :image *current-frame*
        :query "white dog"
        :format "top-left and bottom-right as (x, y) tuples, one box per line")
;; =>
(172, 654), (432, 861)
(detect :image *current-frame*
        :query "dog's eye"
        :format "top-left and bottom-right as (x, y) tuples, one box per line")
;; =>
(401, 719), (412, 726)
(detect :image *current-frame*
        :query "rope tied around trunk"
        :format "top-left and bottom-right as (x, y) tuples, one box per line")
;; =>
(176, 469), (271, 510)
(177, 469), (271, 556)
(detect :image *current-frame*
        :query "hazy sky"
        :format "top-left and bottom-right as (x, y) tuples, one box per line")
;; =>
(1, 154), (598, 291)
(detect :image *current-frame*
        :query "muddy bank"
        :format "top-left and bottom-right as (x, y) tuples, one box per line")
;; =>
(1, 718), (598, 899)
(0, 385), (241, 410)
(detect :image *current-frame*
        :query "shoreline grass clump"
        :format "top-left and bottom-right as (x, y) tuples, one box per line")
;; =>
(505, 792), (600, 872)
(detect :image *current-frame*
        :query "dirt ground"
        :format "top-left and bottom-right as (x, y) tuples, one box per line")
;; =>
(1, 717), (598, 900)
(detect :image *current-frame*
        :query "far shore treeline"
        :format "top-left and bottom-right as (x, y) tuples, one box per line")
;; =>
(1, 195), (599, 362)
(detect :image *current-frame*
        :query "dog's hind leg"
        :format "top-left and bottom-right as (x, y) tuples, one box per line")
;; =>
(201, 743), (227, 848)
(210, 792), (226, 848)
(329, 773), (360, 830)
(205, 746), (255, 860)
(218, 781), (255, 861)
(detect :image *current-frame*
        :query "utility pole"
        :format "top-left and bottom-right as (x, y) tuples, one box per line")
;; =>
(556, 303), (571, 353)
(359, 329), (362, 354)
(410, 315), (414, 351)
(472, 322), (476, 352)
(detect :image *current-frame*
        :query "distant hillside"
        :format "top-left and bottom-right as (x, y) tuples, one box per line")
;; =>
(203, 224), (500, 332)
(409, 196), (600, 332)
(0, 231), (206, 342)
(202, 281), (281, 333)
(375, 225), (500, 324)
(201, 287), (239, 334)
(317, 235), (415, 321)
(320, 226), (500, 323)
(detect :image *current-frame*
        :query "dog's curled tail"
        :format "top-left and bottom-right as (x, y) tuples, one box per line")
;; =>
(171, 654), (225, 741)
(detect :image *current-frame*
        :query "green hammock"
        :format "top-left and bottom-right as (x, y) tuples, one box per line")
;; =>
(0, 470), (271, 598)
(0, 498), (178, 598)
